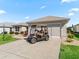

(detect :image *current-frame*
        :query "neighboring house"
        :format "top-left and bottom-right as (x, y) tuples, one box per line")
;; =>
(0, 22), (28, 34)
(12, 22), (28, 33)
(0, 22), (14, 33)
(74, 24), (79, 33)
(27, 16), (70, 41)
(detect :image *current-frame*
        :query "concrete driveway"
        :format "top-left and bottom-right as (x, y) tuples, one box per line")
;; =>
(0, 37), (61, 59)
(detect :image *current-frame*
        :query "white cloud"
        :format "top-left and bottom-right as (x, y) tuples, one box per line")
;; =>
(69, 8), (79, 12)
(25, 16), (30, 19)
(0, 10), (6, 16)
(68, 12), (75, 16)
(68, 8), (79, 16)
(40, 5), (46, 9)
(61, 0), (77, 3)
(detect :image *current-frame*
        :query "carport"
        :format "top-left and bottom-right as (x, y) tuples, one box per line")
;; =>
(27, 16), (69, 41)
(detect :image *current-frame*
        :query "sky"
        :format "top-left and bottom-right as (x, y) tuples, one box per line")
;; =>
(0, 0), (79, 26)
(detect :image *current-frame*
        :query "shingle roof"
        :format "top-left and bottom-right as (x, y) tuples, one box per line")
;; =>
(27, 16), (70, 23)
(13, 22), (28, 26)
(0, 22), (15, 28)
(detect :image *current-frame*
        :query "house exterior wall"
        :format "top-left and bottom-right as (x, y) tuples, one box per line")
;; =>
(12, 27), (15, 32)
(5, 28), (10, 33)
(11, 27), (17, 32)
(0, 28), (3, 33)
(28, 23), (62, 37)
(19, 27), (27, 32)
(61, 24), (67, 41)
(12, 26), (28, 33)
(28, 22), (68, 42)
(75, 25), (79, 32)
(0, 28), (10, 33)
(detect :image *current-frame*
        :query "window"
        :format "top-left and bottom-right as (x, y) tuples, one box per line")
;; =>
(15, 26), (19, 31)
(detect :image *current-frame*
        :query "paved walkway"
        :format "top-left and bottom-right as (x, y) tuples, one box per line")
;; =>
(0, 37), (61, 59)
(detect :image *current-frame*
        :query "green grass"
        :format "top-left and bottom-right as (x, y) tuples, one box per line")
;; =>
(60, 45), (79, 59)
(73, 34), (79, 40)
(68, 33), (79, 40)
(0, 34), (16, 45)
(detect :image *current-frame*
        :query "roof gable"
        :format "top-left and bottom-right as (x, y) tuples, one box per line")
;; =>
(27, 16), (70, 24)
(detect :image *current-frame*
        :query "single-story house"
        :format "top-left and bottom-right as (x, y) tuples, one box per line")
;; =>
(27, 16), (70, 41)
(12, 22), (28, 33)
(0, 22), (28, 34)
(0, 22), (13, 33)
(73, 24), (79, 33)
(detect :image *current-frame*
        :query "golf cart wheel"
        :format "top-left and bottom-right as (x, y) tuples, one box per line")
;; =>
(30, 38), (37, 44)
(45, 36), (49, 41)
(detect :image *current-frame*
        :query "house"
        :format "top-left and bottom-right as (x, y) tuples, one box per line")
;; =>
(12, 22), (28, 33)
(27, 16), (70, 41)
(67, 24), (75, 33)
(0, 22), (14, 33)
(0, 16), (70, 40)
(73, 24), (79, 33)
(0, 22), (28, 34)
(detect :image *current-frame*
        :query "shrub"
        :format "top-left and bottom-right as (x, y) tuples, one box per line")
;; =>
(4, 34), (15, 41)
(67, 33), (73, 42)
(0, 34), (15, 41)
(15, 32), (19, 35)
(20, 31), (24, 34)
(66, 38), (73, 42)
(9, 31), (14, 34)
(68, 34), (73, 39)
(3, 31), (7, 34)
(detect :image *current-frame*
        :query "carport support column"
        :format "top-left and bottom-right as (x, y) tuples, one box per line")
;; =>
(10, 27), (12, 32)
(27, 24), (31, 36)
(60, 24), (62, 39)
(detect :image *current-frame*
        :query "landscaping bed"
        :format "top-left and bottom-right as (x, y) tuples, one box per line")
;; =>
(0, 34), (16, 45)
(66, 33), (79, 42)
(73, 33), (79, 40)
(59, 45), (79, 59)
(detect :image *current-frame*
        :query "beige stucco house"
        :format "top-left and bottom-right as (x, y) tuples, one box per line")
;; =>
(27, 16), (70, 41)
(0, 22), (28, 34)
(12, 22), (28, 33)
(0, 16), (70, 40)
(73, 24), (79, 33)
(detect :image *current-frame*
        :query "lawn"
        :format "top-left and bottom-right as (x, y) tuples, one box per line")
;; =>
(68, 33), (79, 40)
(0, 34), (16, 45)
(73, 34), (79, 40)
(59, 45), (79, 59)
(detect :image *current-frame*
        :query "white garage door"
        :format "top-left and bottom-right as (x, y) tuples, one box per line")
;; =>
(48, 24), (60, 37)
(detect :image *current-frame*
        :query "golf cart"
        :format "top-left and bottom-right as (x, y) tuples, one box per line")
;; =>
(27, 25), (49, 44)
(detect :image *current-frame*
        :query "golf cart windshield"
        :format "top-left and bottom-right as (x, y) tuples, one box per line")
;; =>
(30, 25), (48, 34)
